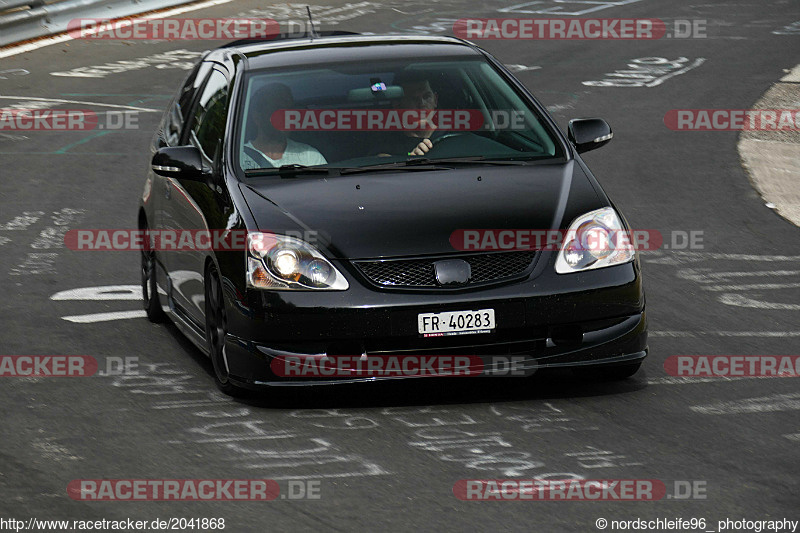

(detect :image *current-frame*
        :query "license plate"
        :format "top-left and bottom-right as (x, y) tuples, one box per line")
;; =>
(418, 309), (495, 337)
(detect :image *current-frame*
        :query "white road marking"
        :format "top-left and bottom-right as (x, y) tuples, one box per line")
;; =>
(153, 400), (226, 410)
(0, 132), (28, 141)
(391, 7), (432, 15)
(6, 209), (85, 275)
(9, 252), (57, 275)
(706, 282), (800, 291)
(258, 465), (389, 481)
(62, 310), (147, 323)
(238, 2), (377, 24)
(499, 0), (644, 16)
(773, 22), (800, 36)
(51, 285), (141, 301)
(32, 438), (82, 461)
(673, 264), (800, 311)
(646, 376), (761, 386)
(583, 57), (705, 88)
(0, 96), (158, 113)
(644, 57), (706, 87)
(31, 226), (70, 249)
(0, 68), (29, 79)
(0, 0), (234, 59)
(698, 253), (800, 261)
(645, 252), (800, 263)
(691, 393), (800, 415)
(109, 364), (391, 479)
(490, 403), (599, 433)
(650, 330), (800, 337)
(718, 294), (800, 310)
(195, 434), (302, 445)
(0, 211), (45, 230)
(506, 64), (542, 72)
(50, 49), (201, 78)
(564, 446), (642, 468)
(678, 269), (800, 282)
(53, 285), (146, 323)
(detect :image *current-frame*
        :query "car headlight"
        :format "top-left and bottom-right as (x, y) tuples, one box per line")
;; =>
(247, 233), (349, 290)
(555, 207), (634, 274)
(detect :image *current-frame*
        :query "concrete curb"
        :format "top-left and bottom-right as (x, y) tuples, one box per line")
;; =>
(738, 65), (800, 227)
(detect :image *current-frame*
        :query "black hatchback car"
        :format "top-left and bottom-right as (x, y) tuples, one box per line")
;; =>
(139, 33), (647, 395)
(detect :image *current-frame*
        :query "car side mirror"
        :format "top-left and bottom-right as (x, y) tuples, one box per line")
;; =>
(568, 118), (613, 154)
(151, 146), (206, 180)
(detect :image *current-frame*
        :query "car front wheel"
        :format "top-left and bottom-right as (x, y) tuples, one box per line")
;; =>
(141, 223), (165, 323)
(205, 264), (248, 397)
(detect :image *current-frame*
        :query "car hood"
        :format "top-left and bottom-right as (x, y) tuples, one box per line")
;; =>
(240, 161), (602, 259)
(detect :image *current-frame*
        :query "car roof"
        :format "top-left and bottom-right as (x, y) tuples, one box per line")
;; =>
(205, 34), (485, 71)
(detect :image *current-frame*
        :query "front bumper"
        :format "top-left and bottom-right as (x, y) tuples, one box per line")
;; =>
(221, 261), (648, 388)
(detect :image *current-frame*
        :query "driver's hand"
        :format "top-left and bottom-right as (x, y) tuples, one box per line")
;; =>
(409, 138), (433, 156)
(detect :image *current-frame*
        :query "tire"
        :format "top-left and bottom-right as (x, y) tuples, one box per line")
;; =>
(572, 361), (642, 381)
(205, 264), (249, 397)
(141, 224), (165, 323)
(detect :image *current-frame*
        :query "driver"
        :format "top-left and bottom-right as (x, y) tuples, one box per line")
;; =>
(385, 70), (443, 156)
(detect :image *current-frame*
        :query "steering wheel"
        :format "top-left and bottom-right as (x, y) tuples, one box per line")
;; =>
(431, 132), (467, 145)
(411, 132), (469, 155)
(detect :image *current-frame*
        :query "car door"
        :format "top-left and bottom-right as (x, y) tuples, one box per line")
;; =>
(152, 60), (212, 227)
(162, 66), (231, 328)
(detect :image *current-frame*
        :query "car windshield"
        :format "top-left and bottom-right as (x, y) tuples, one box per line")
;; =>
(236, 57), (563, 175)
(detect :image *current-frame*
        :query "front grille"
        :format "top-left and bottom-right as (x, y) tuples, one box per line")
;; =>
(467, 252), (535, 282)
(353, 252), (537, 288)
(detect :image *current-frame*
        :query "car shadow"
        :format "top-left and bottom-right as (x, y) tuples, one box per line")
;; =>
(237, 368), (649, 410)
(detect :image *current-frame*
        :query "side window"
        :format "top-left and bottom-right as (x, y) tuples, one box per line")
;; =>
(163, 101), (183, 147)
(189, 69), (229, 160)
(163, 61), (211, 147)
(179, 61), (212, 122)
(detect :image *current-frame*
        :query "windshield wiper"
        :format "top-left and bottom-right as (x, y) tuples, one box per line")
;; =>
(337, 156), (533, 175)
(250, 156), (545, 177)
(245, 164), (331, 178)
(338, 162), (453, 175)
(404, 156), (530, 166)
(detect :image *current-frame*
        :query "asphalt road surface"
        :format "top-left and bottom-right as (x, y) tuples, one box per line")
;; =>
(1, 0), (799, 531)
